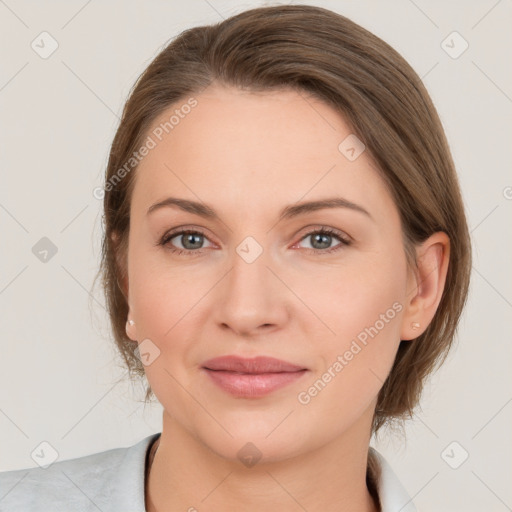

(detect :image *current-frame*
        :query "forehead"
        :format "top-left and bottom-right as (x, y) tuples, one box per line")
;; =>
(131, 84), (397, 224)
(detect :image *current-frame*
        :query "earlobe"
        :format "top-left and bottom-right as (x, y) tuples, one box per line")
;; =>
(125, 318), (137, 341)
(400, 232), (450, 341)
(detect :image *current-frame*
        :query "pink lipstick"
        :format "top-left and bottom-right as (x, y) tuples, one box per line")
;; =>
(201, 355), (308, 398)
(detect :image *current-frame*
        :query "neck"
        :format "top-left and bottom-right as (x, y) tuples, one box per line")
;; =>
(146, 409), (380, 512)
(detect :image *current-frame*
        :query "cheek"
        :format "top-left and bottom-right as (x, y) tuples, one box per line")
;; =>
(301, 243), (407, 336)
(127, 244), (200, 356)
(306, 245), (407, 377)
(127, 257), (201, 410)
(294, 277), (405, 423)
(329, 269), (404, 344)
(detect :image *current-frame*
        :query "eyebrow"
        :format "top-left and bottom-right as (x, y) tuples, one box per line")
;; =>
(146, 196), (373, 222)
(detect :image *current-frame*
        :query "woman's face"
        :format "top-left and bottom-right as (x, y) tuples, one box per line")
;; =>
(124, 84), (415, 462)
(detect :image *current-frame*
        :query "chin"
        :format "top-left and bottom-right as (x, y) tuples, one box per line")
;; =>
(201, 429), (307, 466)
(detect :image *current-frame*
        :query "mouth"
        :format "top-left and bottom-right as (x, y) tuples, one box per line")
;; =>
(202, 355), (307, 373)
(201, 355), (308, 398)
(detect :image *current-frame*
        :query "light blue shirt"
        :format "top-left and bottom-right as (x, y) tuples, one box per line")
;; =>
(0, 433), (418, 511)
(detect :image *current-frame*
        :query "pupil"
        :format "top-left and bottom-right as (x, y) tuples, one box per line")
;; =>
(184, 233), (202, 249)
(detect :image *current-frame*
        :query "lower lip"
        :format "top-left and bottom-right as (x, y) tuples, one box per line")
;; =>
(202, 368), (308, 398)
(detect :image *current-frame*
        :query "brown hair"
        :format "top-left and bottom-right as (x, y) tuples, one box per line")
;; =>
(94, 4), (471, 437)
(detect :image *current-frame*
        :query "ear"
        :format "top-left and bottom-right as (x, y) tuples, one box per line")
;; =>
(400, 231), (450, 341)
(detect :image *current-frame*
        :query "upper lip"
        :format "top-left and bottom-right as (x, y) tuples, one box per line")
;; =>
(202, 355), (306, 374)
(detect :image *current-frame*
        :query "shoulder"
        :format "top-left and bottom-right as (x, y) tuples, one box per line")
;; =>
(0, 433), (160, 512)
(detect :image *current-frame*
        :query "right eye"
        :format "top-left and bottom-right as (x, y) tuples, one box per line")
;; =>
(159, 229), (214, 256)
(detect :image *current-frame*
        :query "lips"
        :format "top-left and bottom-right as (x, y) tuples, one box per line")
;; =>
(201, 355), (308, 398)
(201, 355), (306, 373)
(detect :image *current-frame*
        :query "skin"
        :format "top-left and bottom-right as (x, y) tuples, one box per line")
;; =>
(120, 83), (450, 512)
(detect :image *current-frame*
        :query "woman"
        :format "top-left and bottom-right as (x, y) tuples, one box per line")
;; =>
(0, 4), (471, 511)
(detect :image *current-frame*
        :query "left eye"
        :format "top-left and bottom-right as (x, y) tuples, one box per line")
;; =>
(296, 228), (349, 252)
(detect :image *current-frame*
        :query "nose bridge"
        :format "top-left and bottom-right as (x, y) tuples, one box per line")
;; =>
(215, 234), (287, 334)
(228, 236), (275, 305)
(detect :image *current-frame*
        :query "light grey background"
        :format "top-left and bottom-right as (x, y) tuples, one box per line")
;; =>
(1, 1), (511, 510)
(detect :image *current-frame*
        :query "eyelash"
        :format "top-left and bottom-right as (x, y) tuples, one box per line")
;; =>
(158, 227), (351, 257)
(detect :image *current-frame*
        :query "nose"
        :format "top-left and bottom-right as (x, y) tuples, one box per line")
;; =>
(213, 244), (290, 337)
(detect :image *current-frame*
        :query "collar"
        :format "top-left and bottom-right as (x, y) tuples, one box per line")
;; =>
(104, 432), (160, 511)
(369, 446), (418, 512)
